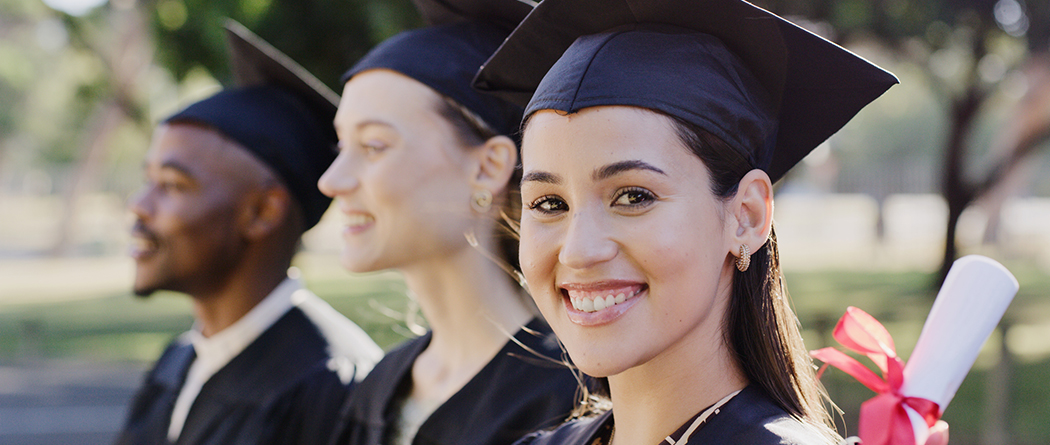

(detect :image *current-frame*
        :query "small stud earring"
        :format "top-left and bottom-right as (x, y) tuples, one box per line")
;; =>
(736, 244), (751, 272)
(471, 189), (493, 213)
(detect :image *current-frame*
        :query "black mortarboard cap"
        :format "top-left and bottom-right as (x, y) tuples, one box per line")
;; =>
(474, 0), (899, 182)
(163, 20), (338, 230)
(342, 22), (523, 137)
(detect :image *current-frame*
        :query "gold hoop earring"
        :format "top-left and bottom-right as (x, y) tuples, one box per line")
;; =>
(471, 189), (493, 213)
(736, 244), (751, 272)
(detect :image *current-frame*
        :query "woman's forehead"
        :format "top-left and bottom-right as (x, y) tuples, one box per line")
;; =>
(336, 71), (444, 130)
(520, 107), (702, 178)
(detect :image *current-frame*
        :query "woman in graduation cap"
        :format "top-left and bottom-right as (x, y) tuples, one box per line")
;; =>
(318, 13), (580, 445)
(473, 0), (948, 444)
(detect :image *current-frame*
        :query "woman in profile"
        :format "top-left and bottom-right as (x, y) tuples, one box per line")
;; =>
(319, 18), (579, 445)
(474, 0), (948, 443)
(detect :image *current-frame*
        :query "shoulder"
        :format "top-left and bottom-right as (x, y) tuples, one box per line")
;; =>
(477, 318), (580, 410)
(366, 333), (429, 382)
(292, 288), (383, 382)
(696, 386), (837, 445)
(513, 413), (608, 445)
(345, 333), (429, 409)
(226, 308), (349, 400)
(141, 336), (194, 386)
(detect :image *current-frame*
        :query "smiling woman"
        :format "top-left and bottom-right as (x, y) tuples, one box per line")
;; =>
(519, 106), (738, 379)
(473, 0), (908, 444)
(318, 19), (580, 445)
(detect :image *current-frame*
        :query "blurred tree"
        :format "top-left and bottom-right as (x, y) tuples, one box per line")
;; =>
(147, 0), (422, 91)
(755, 0), (1050, 284)
(10, 0), (422, 256)
(755, 3), (1049, 444)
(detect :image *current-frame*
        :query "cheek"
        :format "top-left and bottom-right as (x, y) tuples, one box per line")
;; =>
(642, 209), (727, 301)
(166, 195), (241, 240)
(519, 218), (561, 286)
(373, 151), (462, 208)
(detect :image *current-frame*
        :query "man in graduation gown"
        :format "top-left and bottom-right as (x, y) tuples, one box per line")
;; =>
(115, 22), (382, 445)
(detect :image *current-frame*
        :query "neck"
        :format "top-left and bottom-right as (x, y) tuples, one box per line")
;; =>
(191, 257), (289, 337)
(400, 244), (533, 363)
(607, 312), (747, 445)
(398, 240), (533, 406)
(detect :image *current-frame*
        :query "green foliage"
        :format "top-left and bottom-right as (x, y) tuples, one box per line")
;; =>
(754, 0), (983, 45)
(148, 0), (424, 91)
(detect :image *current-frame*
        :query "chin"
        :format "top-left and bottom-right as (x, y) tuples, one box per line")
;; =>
(131, 270), (157, 298)
(339, 254), (380, 274)
(132, 282), (158, 298)
(562, 342), (634, 379)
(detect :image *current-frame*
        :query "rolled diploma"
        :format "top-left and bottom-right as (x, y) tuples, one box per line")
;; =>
(899, 255), (1019, 444)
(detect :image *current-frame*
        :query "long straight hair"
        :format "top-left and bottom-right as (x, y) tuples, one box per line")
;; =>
(671, 115), (837, 436)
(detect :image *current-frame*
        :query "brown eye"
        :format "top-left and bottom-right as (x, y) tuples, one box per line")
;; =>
(612, 187), (656, 207)
(528, 195), (568, 214)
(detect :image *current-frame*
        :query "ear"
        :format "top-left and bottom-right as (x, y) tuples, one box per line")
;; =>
(468, 135), (518, 195)
(726, 169), (773, 257)
(242, 184), (293, 241)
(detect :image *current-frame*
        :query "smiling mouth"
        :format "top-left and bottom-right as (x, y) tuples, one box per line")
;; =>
(566, 286), (645, 313)
(345, 213), (375, 229)
(129, 223), (159, 259)
(129, 235), (158, 259)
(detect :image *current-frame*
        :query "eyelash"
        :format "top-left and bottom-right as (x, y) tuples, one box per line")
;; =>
(526, 187), (658, 215)
(360, 140), (388, 156)
(527, 195), (567, 214)
(612, 187), (657, 208)
(332, 140), (388, 156)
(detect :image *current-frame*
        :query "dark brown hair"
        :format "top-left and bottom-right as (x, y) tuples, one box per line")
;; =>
(670, 115), (836, 435)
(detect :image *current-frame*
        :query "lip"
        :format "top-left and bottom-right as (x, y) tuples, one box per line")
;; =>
(340, 210), (375, 235)
(559, 281), (647, 327)
(128, 226), (158, 261)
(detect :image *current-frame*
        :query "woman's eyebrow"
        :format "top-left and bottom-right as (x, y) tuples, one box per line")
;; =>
(521, 170), (561, 185)
(593, 160), (666, 181)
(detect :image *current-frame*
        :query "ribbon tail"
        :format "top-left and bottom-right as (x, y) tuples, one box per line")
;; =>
(810, 347), (889, 394)
(858, 393), (916, 445)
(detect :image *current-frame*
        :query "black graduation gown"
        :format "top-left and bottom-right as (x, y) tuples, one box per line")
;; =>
(115, 307), (353, 445)
(513, 385), (836, 445)
(328, 318), (579, 445)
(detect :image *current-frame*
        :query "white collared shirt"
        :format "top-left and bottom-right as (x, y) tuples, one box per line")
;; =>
(167, 278), (299, 442)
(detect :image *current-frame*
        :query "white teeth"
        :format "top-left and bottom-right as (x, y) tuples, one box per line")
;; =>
(346, 214), (374, 226)
(569, 288), (642, 313)
(131, 238), (156, 252)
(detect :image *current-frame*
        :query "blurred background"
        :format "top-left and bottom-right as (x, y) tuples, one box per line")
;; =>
(0, 0), (1048, 443)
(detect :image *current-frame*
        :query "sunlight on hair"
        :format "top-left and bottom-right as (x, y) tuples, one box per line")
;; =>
(464, 228), (528, 291)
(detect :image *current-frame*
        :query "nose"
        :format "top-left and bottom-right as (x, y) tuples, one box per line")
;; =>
(317, 151), (360, 198)
(558, 207), (618, 270)
(127, 185), (154, 220)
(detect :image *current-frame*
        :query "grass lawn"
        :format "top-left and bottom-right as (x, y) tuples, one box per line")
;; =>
(0, 258), (1047, 444)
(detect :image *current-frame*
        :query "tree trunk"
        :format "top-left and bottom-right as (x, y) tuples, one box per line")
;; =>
(938, 86), (982, 283)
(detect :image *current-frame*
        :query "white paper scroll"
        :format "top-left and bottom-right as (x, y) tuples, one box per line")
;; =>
(899, 255), (1019, 444)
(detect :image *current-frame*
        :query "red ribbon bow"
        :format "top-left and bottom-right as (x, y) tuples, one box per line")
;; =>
(810, 307), (942, 445)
